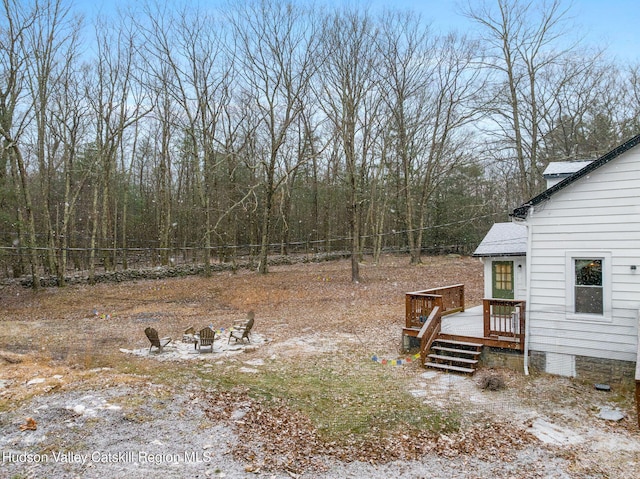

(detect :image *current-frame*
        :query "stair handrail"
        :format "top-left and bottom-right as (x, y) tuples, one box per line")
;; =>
(417, 305), (441, 366)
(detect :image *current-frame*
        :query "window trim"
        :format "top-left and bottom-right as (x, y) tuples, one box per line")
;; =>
(565, 252), (611, 322)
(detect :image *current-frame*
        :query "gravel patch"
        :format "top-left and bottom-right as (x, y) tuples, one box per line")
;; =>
(1, 381), (575, 479)
(3, 358), (638, 479)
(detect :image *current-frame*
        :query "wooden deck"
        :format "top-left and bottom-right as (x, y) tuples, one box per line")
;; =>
(403, 285), (525, 370)
(440, 305), (484, 337)
(439, 304), (525, 350)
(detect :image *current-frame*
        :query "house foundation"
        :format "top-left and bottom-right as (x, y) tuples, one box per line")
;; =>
(575, 355), (636, 384)
(527, 350), (635, 384)
(481, 348), (525, 371)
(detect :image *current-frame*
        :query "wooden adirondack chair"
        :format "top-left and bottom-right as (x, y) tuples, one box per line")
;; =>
(228, 311), (255, 344)
(183, 326), (196, 343)
(145, 327), (172, 353)
(196, 327), (216, 352)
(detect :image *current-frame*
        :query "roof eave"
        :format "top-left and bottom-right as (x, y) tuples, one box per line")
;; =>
(511, 204), (531, 220)
(511, 133), (640, 219)
(472, 252), (526, 258)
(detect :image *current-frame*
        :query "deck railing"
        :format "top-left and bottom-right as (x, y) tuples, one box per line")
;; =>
(483, 298), (526, 350)
(405, 284), (465, 330)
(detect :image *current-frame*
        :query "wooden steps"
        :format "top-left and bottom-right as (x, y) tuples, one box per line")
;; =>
(428, 353), (478, 364)
(425, 337), (483, 375)
(425, 362), (476, 374)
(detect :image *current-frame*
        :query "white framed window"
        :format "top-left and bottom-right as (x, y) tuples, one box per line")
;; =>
(574, 259), (602, 314)
(565, 252), (611, 321)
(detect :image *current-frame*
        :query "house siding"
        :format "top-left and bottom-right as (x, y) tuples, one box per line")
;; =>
(525, 147), (640, 371)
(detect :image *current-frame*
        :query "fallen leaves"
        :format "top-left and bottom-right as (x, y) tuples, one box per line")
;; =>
(431, 422), (537, 461)
(203, 389), (538, 475)
(19, 417), (37, 431)
(205, 389), (327, 473)
(0, 350), (24, 364)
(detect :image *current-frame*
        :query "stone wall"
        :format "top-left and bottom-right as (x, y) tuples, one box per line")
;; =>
(14, 252), (353, 288)
(575, 355), (636, 384)
(528, 351), (546, 373)
(481, 348), (525, 371)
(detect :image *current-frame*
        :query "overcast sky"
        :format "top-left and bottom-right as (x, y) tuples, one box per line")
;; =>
(74, 0), (640, 62)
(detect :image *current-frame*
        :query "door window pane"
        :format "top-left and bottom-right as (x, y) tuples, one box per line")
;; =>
(495, 262), (512, 290)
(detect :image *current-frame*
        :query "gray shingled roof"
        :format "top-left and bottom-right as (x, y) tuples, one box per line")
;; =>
(473, 222), (527, 257)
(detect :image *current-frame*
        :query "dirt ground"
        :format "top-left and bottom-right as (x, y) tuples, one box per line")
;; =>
(0, 255), (639, 479)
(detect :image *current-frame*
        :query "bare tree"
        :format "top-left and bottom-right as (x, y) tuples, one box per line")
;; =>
(624, 64), (640, 136)
(464, 0), (574, 202)
(377, 11), (434, 264)
(49, 51), (93, 285)
(379, 10), (483, 264)
(24, 0), (84, 281)
(142, 4), (235, 273)
(0, 0), (40, 287)
(2, 0), (639, 283)
(85, 14), (146, 281)
(317, 7), (381, 282)
(538, 52), (629, 161)
(229, 0), (318, 274)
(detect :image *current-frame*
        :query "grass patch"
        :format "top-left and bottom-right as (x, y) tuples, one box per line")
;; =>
(200, 354), (460, 443)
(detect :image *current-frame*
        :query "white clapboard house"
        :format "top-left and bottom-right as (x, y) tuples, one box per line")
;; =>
(403, 135), (640, 425)
(509, 135), (640, 382)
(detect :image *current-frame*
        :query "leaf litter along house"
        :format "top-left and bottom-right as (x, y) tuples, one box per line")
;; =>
(402, 134), (640, 426)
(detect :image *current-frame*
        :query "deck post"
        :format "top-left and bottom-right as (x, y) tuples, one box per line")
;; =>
(519, 304), (526, 351)
(483, 299), (491, 338)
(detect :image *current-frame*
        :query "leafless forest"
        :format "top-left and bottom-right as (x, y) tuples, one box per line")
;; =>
(1, 0), (639, 286)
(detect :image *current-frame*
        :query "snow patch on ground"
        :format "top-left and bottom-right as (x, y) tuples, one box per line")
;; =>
(119, 333), (268, 361)
(528, 418), (584, 445)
